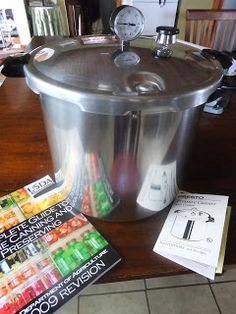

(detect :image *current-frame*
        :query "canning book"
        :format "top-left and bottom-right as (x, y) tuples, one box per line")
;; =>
(0, 175), (121, 313)
(153, 191), (230, 280)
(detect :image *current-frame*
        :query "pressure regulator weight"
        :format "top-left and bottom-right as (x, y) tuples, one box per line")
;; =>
(110, 5), (145, 42)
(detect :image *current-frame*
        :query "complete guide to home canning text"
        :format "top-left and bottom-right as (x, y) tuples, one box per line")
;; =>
(153, 191), (230, 280)
(0, 175), (121, 313)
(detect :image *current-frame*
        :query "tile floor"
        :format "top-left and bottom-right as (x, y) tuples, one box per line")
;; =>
(56, 266), (236, 314)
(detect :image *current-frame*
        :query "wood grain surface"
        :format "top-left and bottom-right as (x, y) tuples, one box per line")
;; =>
(1, 77), (236, 283)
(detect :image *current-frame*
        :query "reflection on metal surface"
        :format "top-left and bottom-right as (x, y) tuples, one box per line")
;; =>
(137, 162), (177, 212)
(80, 34), (117, 45)
(40, 93), (201, 221)
(55, 152), (120, 218)
(113, 50), (140, 68)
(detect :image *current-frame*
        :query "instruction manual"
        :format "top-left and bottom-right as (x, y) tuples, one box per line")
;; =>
(153, 191), (229, 280)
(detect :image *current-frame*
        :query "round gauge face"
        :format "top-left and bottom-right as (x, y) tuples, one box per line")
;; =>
(110, 5), (145, 42)
(114, 51), (140, 67)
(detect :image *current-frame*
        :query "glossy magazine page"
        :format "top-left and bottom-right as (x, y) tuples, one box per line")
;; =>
(0, 176), (121, 313)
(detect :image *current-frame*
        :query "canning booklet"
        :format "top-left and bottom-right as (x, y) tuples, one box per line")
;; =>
(153, 191), (230, 280)
(0, 175), (121, 313)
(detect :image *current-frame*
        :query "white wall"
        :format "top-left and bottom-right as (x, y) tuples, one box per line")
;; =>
(122, 0), (133, 4)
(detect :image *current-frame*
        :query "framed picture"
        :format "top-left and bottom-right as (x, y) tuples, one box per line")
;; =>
(1, 0), (32, 46)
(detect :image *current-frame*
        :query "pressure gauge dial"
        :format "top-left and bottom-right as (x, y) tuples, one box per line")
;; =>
(110, 5), (145, 42)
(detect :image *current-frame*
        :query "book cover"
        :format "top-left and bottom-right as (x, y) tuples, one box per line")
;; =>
(0, 176), (121, 313)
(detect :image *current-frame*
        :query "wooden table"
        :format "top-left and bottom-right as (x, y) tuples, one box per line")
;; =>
(1, 77), (236, 283)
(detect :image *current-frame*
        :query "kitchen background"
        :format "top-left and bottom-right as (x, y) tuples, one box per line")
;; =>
(0, 0), (236, 48)
(0, 0), (236, 313)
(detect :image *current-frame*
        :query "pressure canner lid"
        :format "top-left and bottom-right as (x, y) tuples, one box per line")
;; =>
(24, 36), (223, 115)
